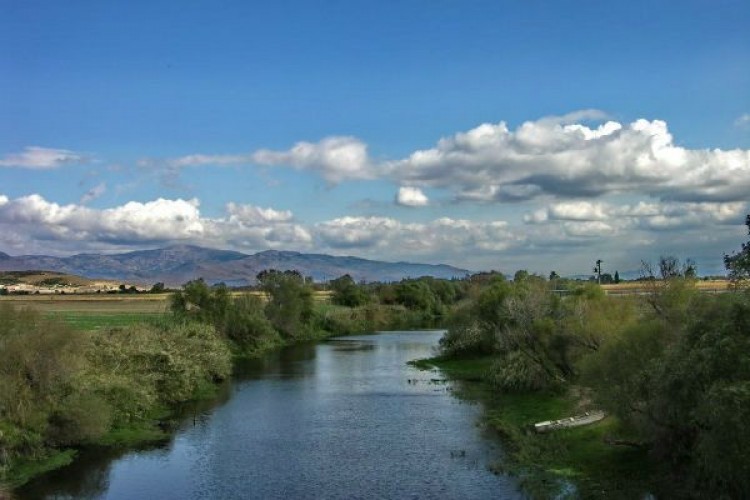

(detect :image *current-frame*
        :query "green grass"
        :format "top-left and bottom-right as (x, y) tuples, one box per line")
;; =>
(5, 449), (77, 488)
(408, 355), (495, 381)
(488, 390), (575, 428)
(552, 421), (653, 498)
(314, 303), (351, 315)
(96, 424), (169, 447)
(485, 393), (654, 499)
(96, 404), (173, 447)
(46, 312), (166, 330)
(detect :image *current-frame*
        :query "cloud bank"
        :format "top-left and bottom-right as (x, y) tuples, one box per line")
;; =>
(153, 111), (750, 205)
(1, 192), (744, 274)
(387, 114), (750, 203)
(0, 194), (519, 261)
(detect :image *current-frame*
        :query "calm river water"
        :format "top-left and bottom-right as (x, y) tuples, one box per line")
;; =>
(18, 331), (521, 499)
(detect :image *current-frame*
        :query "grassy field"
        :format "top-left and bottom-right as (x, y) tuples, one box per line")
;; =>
(1, 290), (332, 310)
(0, 294), (170, 330)
(0, 293), (171, 312)
(0, 290), (334, 331)
(601, 279), (730, 293)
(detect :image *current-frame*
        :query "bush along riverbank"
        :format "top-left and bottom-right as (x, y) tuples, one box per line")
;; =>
(1, 272), (446, 491)
(414, 257), (750, 498)
(0, 303), (233, 490)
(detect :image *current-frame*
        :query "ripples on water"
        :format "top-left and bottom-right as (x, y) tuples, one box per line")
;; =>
(19, 331), (521, 499)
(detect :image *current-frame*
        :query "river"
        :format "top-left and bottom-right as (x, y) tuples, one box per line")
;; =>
(18, 331), (521, 499)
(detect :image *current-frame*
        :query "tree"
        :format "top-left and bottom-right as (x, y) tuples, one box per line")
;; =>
(329, 274), (369, 307)
(639, 257), (699, 323)
(394, 279), (444, 317)
(150, 282), (166, 293)
(513, 269), (529, 282)
(583, 292), (750, 497)
(257, 270), (314, 339)
(170, 279), (230, 329)
(549, 271), (560, 281)
(224, 295), (280, 351)
(725, 214), (750, 282)
(614, 271), (620, 284)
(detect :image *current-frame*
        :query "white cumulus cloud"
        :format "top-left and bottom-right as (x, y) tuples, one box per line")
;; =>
(315, 216), (519, 256)
(144, 111), (750, 205)
(387, 114), (750, 203)
(525, 200), (747, 234)
(225, 202), (294, 224)
(395, 186), (429, 207)
(0, 194), (312, 253)
(252, 136), (374, 183)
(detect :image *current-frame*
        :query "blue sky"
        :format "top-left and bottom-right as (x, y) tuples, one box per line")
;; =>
(1, 0), (749, 276)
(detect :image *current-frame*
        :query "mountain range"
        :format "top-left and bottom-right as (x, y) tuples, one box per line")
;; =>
(0, 245), (471, 286)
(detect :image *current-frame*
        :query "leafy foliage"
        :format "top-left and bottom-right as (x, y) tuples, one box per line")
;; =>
(329, 274), (370, 307)
(582, 286), (750, 497)
(0, 305), (231, 486)
(170, 278), (231, 329)
(0, 305), (95, 458)
(257, 270), (314, 339)
(441, 277), (638, 392)
(437, 250), (750, 496)
(224, 295), (281, 352)
(725, 214), (750, 282)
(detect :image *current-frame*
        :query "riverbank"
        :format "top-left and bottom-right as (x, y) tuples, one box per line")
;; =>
(3, 300), (427, 492)
(16, 331), (521, 499)
(412, 355), (658, 499)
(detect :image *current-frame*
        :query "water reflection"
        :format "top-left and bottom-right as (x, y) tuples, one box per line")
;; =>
(325, 338), (377, 352)
(18, 331), (520, 500)
(233, 342), (318, 381)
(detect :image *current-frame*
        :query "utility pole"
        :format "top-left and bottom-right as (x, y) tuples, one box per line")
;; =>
(593, 259), (603, 284)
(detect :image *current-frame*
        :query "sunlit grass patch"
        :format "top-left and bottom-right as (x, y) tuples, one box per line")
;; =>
(46, 312), (166, 331)
(408, 355), (495, 381)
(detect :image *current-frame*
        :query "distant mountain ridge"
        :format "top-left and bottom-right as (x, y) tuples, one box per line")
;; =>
(0, 245), (471, 286)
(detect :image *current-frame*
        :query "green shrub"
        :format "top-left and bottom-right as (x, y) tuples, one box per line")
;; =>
(88, 322), (231, 415)
(224, 295), (281, 352)
(488, 351), (561, 392)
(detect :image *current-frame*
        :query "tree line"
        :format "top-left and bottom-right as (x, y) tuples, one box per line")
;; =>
(436, 215), (750, 497)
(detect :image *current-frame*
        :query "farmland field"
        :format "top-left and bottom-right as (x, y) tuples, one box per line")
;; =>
(0, 290), (334, 330)
(0, 294), (170, 330)
(600, 279), (731, 294)
(0, 294), (171, 313)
